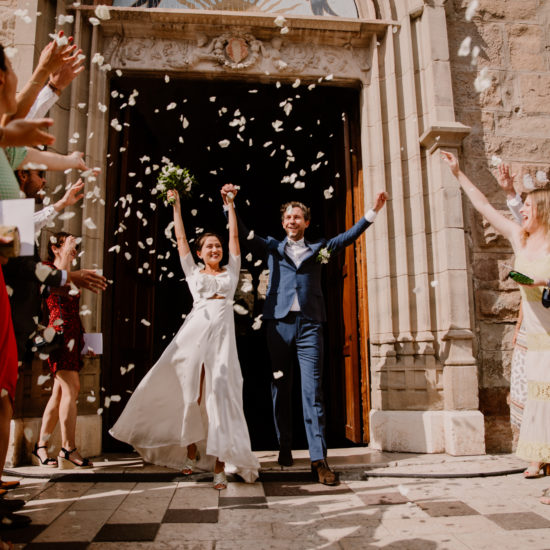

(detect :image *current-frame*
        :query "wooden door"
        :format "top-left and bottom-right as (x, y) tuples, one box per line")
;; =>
(341, 112), (362, 443)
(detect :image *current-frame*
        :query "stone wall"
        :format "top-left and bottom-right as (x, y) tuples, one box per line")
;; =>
(446, 0), (550, 452)
(0, 0), (17, 46)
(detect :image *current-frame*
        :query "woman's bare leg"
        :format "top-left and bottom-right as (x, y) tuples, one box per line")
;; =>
(35, 380), (61, 462)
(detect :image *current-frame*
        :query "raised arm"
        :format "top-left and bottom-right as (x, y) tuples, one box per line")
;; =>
(224, 187), (240, 257)
(18, 149), (88, 172)
(441, 151), (521, 243)
(2, 36), (76, 124)
(221, 183), (267, 257)
(168, 189), (190, 258)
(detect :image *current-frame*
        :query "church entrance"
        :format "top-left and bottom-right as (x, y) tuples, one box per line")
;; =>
(101, 75), (369, 452)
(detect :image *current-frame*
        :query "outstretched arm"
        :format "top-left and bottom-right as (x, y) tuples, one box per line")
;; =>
(168, 190), (190, 258)
(223, 187), (240, 257)
(18, 149), (88, 172)
(326, 190), (388, 252)
(441, 151), (520, 243)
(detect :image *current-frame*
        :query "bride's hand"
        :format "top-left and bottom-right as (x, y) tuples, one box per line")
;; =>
(167, 190), (180, 209)
(221, 183), (238, 205)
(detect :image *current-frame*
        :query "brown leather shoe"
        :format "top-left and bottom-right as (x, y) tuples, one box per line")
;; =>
(311, 459), (338, 486)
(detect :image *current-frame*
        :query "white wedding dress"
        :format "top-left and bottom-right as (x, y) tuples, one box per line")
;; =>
(110, 252), (259, 482)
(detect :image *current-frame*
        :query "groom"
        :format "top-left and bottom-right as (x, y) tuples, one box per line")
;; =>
(222, 184), (388, 485)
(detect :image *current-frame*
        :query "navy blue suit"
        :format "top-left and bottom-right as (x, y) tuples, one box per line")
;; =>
(238, 214), (372, 460)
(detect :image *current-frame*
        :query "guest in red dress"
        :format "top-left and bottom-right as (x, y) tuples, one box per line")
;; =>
(32, 232), (92, 469)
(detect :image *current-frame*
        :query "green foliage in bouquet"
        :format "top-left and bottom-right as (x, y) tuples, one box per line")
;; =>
(155, 164), (197, 205)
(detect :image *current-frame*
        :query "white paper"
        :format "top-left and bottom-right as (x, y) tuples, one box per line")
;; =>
(0, 199), (35, 256)
(82, 333), (103, 355)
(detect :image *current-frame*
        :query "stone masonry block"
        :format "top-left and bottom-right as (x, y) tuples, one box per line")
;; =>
(369, 410), (445, 453)
(475, 289), (520, 320)
(508, 24), (546, 71)
(520, 74), (550, 114)
(444, 410), (486, 456)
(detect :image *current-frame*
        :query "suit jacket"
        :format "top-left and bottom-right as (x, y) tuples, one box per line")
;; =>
(237, 214), (372, 322)
(2, 251), (63, 353)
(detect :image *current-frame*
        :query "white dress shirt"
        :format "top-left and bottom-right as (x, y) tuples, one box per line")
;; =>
(27, 85), (58, 120)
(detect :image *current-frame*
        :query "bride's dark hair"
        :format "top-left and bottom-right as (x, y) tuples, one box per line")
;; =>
(195, 232), (224, 254)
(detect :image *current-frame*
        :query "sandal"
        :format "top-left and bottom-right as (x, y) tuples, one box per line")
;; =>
(213, 470), (227, 490)
(181, 450), (200, 475)
(540, 488), (550, 505)
(58, 447), (92, 469)
(524, 462), (549, 478)
(31, 444), (57, 468)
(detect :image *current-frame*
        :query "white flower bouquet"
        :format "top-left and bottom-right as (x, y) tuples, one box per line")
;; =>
(155, 163), (197, 205)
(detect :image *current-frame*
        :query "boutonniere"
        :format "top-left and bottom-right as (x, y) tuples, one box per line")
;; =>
(316, 247), (331, 264)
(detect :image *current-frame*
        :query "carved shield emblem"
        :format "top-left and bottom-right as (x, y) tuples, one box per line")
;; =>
(226, 38), (248, 64)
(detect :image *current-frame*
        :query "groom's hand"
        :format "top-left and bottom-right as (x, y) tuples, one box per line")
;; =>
(221, 183), (239, 205)
(373, 191), (389, 212)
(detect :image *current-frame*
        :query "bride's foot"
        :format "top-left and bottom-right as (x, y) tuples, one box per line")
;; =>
(213, 460), (226, 490)
(524, 462), (548, 478)
(182, 444), (199, 476)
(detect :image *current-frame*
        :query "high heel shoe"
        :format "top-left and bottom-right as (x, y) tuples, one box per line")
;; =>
(213, 470), (227, 490)
(58, 447), (92, 469)
(31, 443), (57, 468)
(524, 462), (549, 478)
(181, 451), (200, 475)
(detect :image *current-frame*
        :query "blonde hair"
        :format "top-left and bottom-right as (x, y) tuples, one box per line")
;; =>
(521, 187), (550, 243)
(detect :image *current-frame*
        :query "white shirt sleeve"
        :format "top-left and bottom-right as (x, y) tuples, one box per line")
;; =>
(506, 193), (523, 224)
(33, 205), (58, 234)
(364, 209), (377, 223)
(26, 86), (58, 120)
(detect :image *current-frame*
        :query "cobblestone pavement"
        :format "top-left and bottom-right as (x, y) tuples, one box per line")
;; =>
(5, 452), (550, 549)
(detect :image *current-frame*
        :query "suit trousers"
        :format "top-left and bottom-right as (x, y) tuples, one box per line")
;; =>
(266, 312), (326, 462)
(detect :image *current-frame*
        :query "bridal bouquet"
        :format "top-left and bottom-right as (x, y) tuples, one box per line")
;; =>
(155, 163), (197, 205)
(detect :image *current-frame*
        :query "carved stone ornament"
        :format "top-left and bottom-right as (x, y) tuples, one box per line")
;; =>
(109, 34), (371, 82)
(212, 32), (262, 69)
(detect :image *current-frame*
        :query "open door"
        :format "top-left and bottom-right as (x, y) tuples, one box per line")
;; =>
(341, 112), (362, 443)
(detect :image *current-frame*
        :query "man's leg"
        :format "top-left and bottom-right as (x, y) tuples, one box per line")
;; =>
(295, 317), (326, 462)
(266, 316), (296, 462)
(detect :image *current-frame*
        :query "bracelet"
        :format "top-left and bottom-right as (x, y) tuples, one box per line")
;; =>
(48, 81), (60, 93)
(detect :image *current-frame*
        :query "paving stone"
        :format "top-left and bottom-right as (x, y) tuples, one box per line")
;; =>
(2, 523), (46, 543)
(357, 491), (410, 506)
(218, 496), (267, 509)
(24, 543), (90, 549)
(486, 511), (550, 530)
(163, 508), (219, 523)
(417, 500), (481, 517)
(94, 522), (160, 542)
(263, 481), (352, 497)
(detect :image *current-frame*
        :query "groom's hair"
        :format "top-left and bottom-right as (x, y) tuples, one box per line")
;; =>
(280, 201), (311, 222)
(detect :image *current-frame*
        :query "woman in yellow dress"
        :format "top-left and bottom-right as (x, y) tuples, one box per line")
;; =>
(441, 151), (550, 505)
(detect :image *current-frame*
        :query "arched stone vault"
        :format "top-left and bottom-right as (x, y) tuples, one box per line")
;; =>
(10, 0), (485, 462)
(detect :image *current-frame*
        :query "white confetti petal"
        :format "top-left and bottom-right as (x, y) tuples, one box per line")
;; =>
(166, 102), (177, 110)
(67, 339), (75, 351)
(490, 155), (502, 168)
(458, 36), (472, 57)
(219, 139), (230, 148)
(430, 280), (439, 288)
(465, 0), (479, 21)
(523, 173), (535, 190)
(323, 186), (334, 199)
(233, 304), (248, 315)
(473, 67), (491, 93)
(35, 263), (53, 282)
(37, 374), (50, 386)
(141, 319), (151, 326)
(84, 217), (97, 230)
(273, 370), (284, 379)
(536, 170), (549, 184)
(252, 314), (263, 330)
(89, 16), (100, 26)
(274, 15), (286, 27)
(94, 4), (111, 20)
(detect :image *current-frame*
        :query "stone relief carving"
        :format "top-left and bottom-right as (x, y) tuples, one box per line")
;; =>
(110, 32), (371, 80)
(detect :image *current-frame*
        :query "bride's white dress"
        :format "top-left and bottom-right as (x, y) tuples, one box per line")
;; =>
(110, 252), (260, 482)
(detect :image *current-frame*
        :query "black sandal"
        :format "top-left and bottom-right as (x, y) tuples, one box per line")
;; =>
(31, 443), (57, 468)
(58, 447), (92, 469)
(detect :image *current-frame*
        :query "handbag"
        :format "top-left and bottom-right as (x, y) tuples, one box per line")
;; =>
(32, 295), (64, 356)
(542, 287), (550, 309)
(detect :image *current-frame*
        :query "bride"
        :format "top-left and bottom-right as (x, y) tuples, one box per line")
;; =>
(110, 186), (259, 489)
